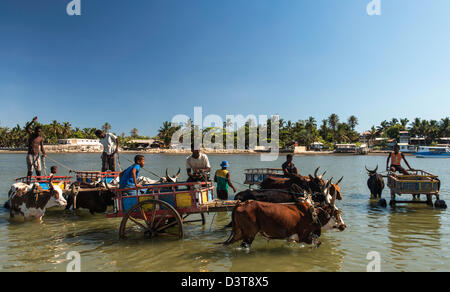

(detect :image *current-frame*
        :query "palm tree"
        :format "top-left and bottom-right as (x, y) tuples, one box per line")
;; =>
(347, 115), (358, 131)
(368, 126), (379, 147)
(158, 121), (179, 147)
(102, 122), (112, 133)
(400, 118), (409, 129)
(440, 117), (450, 137)
(328, 114), (339, 132)
(130, 128), (139, 138)
(62, 122), (72, 139)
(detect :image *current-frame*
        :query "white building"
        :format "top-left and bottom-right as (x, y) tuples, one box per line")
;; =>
(58, 139), (102, 146)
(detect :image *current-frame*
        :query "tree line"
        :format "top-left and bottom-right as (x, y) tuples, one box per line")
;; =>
(0, 121), (149, 148)
(1, 115), (449, 149)
(157, 115), (450, 150)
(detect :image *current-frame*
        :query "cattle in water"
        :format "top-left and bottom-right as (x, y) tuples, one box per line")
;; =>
(234, 184), (307, 204)
(329, 177), (344, 201)
(366, 165), (385, 199)
(65, 181), (116, 214)
(7, 179), (67, 220)
(223, 189), (345, 249)
(260, 167), (327, 193)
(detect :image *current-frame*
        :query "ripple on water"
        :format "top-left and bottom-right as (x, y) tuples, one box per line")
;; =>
(1, 154), (450, 271)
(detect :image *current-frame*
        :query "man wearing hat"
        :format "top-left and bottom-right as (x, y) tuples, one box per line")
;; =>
(214, 161), (237, 200)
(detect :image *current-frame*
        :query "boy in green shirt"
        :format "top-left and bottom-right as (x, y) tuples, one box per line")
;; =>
(214, 161), (237, 200)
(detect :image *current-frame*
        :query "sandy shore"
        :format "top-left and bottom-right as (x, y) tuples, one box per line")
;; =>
(0, 149), (392, 156)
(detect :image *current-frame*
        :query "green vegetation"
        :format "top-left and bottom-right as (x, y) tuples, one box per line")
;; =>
(0, 120), (149, 148)
(1, 115), (449, 150)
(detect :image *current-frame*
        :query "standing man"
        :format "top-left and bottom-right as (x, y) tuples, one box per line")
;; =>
(26, 117), (46, 177)
(214, 161), (237, 200)
(387, 144), (413, 175)
(96, 130), (119, 172)
(186, 145), (211, 182)
(282, 154), (298, 177)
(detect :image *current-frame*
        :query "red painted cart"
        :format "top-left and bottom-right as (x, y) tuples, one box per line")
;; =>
(106, 182), (237, 240)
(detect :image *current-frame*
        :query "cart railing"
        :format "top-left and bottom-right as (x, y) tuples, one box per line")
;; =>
(244, 168), (285, 185)
(15, 176), (73, 190)
(107, 181), (215, 217)
(387, 169), (440, 195)
(75, 171), (121, 184)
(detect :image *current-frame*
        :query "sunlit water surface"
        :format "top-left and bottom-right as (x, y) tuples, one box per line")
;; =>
(0, 153), (449, 272)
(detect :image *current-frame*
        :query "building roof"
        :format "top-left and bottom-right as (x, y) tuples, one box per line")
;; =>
(129, 139), (155, 144)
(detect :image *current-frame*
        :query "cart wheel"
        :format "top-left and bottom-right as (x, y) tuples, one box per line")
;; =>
(389, 200), (396, 207)
(378, 199), (387, 208)
(435, 200), (447, 209)
(119, 199), (184, 240)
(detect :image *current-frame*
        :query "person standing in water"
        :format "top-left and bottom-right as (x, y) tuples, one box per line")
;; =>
(25, 116), (46, 177)
(214, 161), (237, 200)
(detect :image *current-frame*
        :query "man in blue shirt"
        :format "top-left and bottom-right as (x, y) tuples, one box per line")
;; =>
(119, 155), (145, 195)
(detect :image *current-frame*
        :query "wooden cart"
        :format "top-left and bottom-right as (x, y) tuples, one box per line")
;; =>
(386, 170), (446, 208)
(106, 182), (238, 240)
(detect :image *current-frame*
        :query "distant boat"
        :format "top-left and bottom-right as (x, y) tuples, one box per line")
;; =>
(415, 146), (450, 158)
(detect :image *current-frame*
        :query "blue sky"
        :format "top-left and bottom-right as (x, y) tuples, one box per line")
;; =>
(1, 0), (450, 137)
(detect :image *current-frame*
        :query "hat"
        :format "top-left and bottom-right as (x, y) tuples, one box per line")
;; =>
(220, 161), (230, 168)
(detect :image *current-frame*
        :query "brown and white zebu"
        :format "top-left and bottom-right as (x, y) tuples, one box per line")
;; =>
(224, 191), (346, 249)
(260, 167), (327, 193)
(7, 179), (67, 220)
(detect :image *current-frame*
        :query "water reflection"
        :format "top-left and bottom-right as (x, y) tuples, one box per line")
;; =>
(1, 154), (449, 271)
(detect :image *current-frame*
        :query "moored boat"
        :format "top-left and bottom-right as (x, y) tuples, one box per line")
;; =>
(415, 146), (450, 158)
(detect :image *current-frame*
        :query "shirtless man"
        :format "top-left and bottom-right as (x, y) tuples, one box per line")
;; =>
(386, 144), (413, 175)
(25, 117), (46, 177)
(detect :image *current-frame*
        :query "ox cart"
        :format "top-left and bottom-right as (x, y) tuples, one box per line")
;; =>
(106, 182), (238, 240)
(244, 168), (284, 188)
(386, 170), (447, 208)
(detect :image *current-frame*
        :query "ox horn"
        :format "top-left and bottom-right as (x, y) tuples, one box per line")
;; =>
(365, 165), (378, 173)
(175, 168), (181, 178)
(314, 167), (320, 179)
(319, 171), (327, 180)
(336, 176), (343, 185)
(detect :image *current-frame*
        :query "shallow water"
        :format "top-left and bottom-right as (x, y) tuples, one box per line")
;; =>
(0, 153), (449, 272)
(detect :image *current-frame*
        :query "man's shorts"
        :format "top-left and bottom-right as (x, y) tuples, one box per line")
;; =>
(217, 190), (229, 200)
(26, 154), (42, 174)
(391, 165), (406, 172)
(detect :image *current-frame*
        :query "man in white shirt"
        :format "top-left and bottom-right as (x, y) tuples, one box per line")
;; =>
(186, 146), (211, 182)
(96, 130), (119, 172)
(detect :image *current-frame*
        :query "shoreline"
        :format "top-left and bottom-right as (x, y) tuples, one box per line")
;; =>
(0, 149), (393, 156)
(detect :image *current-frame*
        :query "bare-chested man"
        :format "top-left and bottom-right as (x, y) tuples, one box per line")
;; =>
(25, 117), (46, 177)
